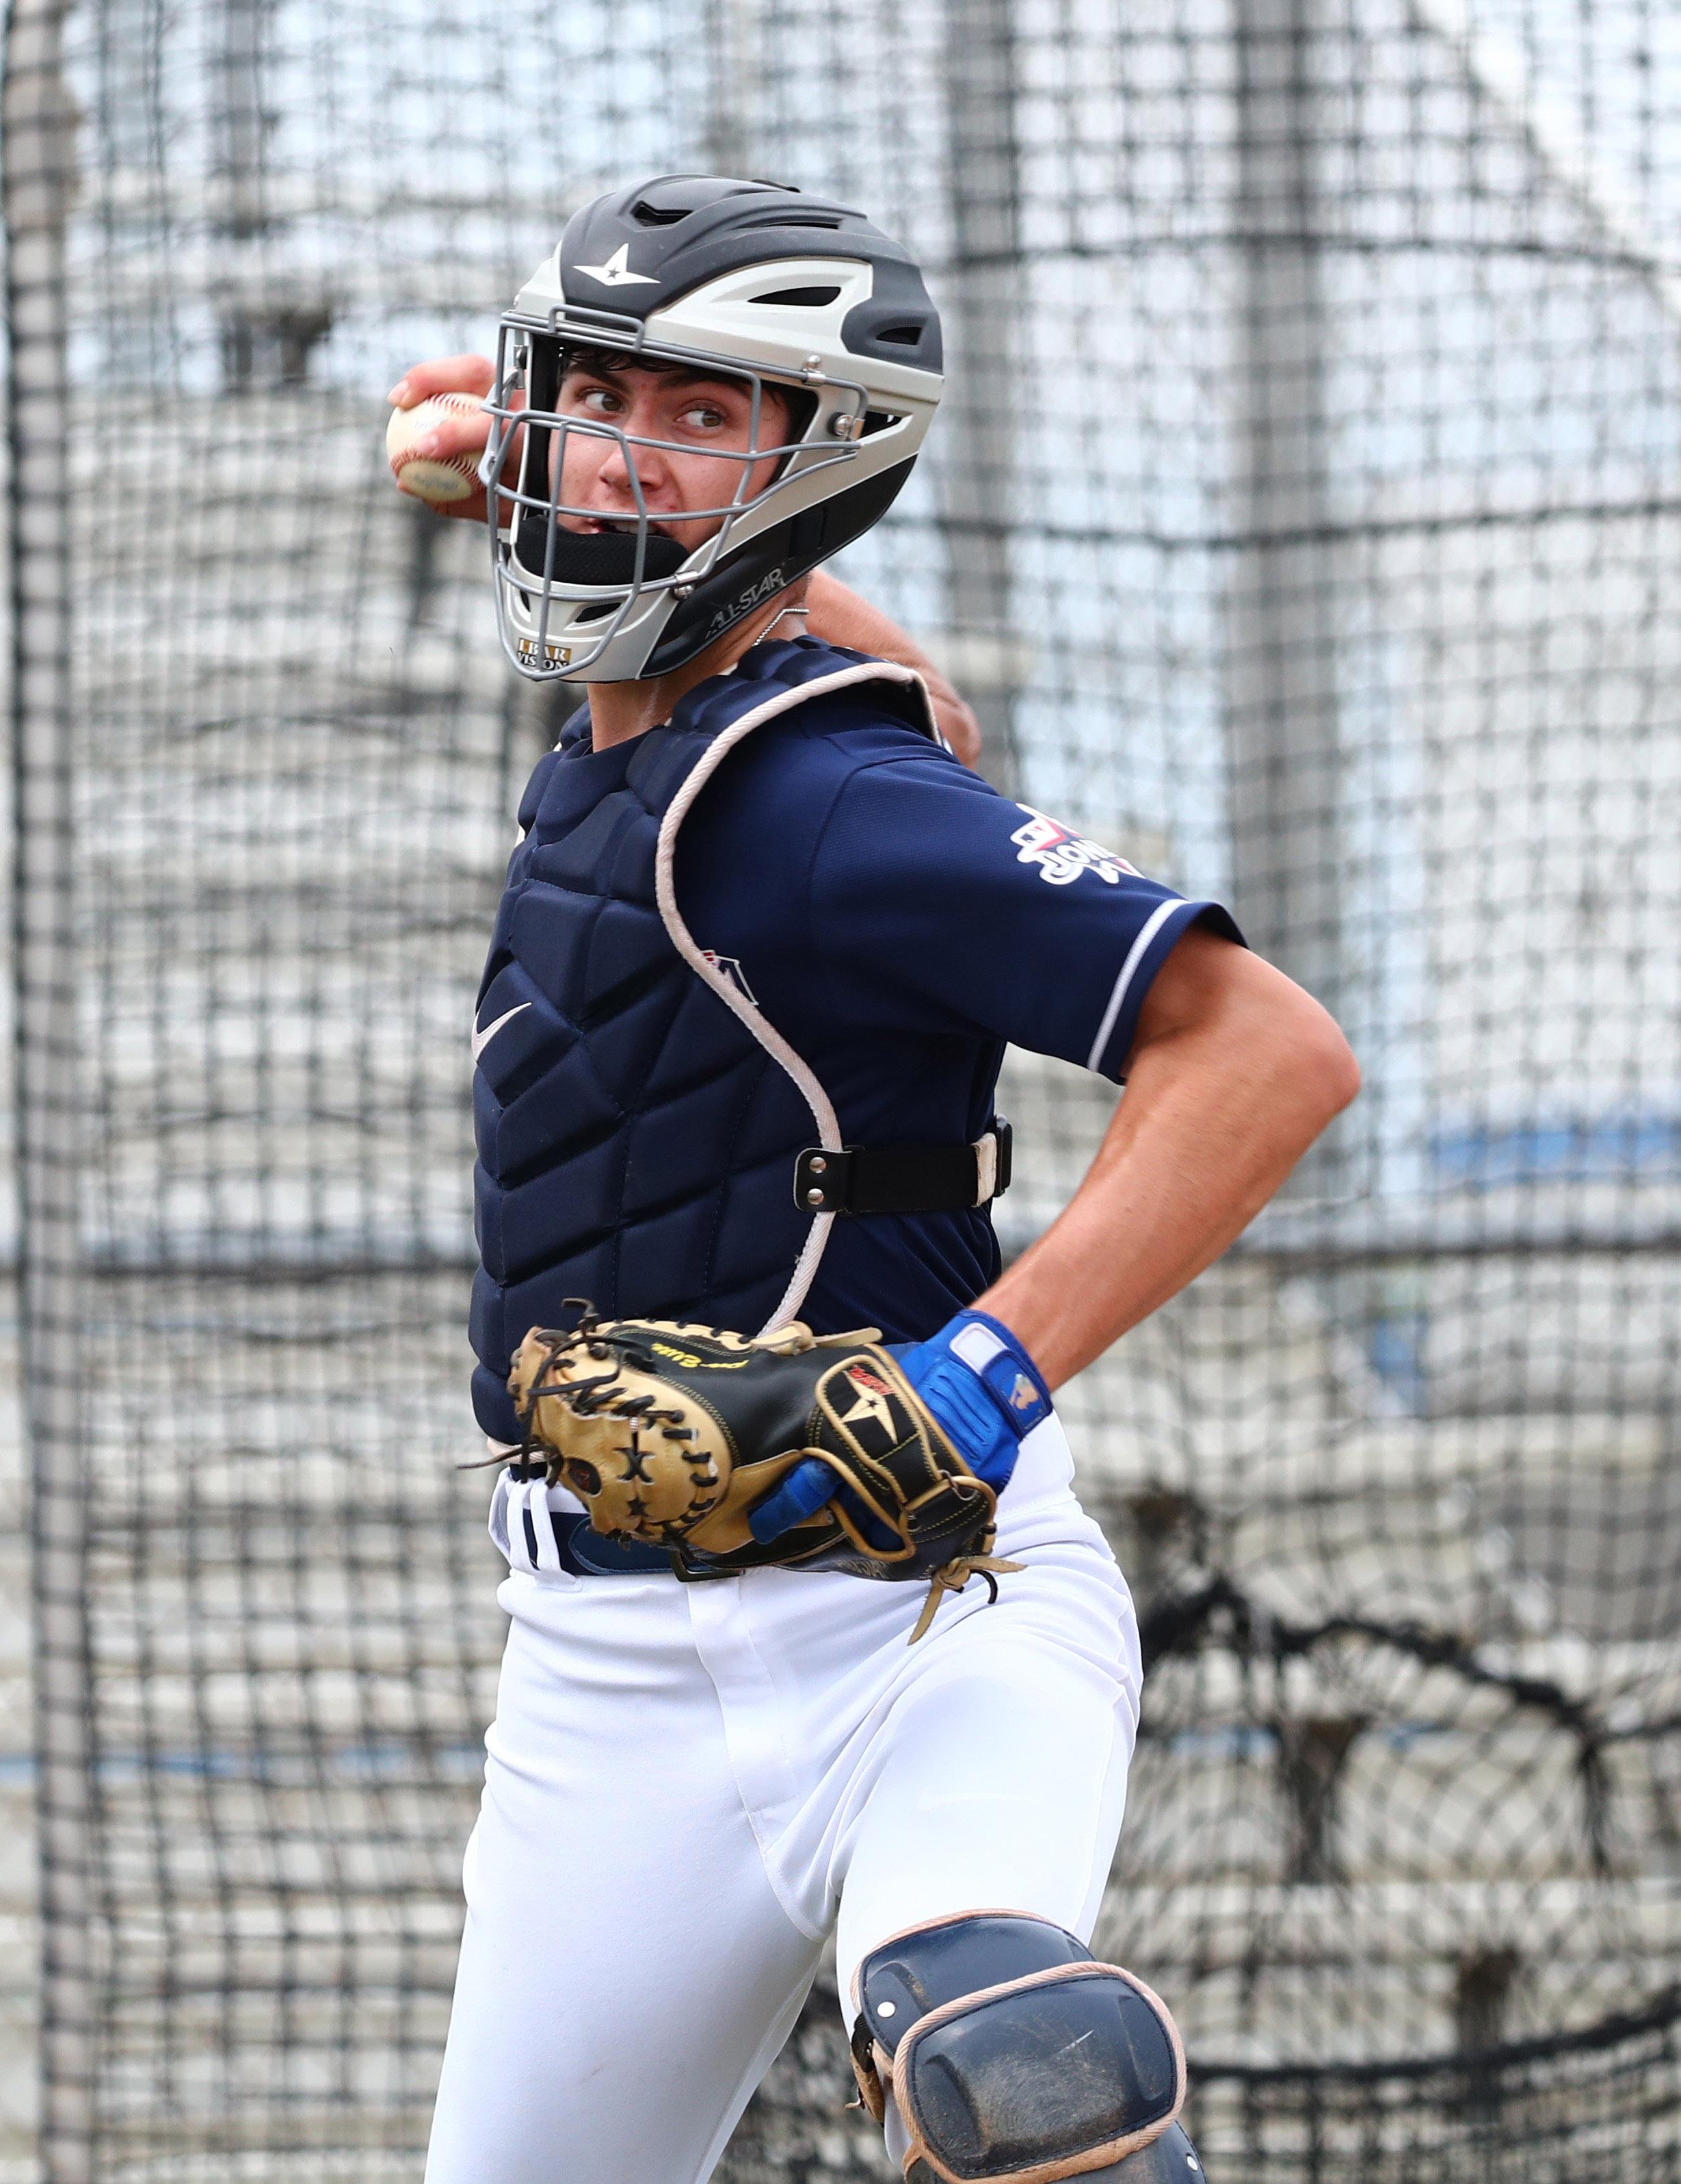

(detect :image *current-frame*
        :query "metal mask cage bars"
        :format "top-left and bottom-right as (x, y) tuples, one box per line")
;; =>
(482, 308), (879, 676)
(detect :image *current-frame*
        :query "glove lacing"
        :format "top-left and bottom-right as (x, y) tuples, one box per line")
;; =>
(908, 1552), (1024, 1644)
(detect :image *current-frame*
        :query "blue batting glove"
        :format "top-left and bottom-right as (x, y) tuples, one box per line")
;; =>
(747, 1456), (843, 1542)
(747, 1454), (900, 1551)
(747, 1310), (1051, 1544)
(894, 1308), (1052, 1495)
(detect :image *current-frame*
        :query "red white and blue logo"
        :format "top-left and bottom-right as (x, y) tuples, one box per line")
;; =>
(1009, 806), (1139, 888)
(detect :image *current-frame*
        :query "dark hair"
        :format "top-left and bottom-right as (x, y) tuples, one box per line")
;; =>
(560, 345), (753, 391)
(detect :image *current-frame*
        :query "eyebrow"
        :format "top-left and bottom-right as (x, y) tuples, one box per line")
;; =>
(561, 360), (747, 397)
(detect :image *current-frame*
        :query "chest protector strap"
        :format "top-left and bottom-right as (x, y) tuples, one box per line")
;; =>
(793, 1122), (1012, 1218)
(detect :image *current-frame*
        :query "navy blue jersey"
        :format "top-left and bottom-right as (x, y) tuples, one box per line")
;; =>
(554, 687), (1241, 1344)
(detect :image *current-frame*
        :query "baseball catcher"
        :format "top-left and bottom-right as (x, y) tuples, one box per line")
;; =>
(401, 173), (1359, 2184)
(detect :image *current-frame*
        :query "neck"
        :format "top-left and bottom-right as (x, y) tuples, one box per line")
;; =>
(585, 594), (808, 750)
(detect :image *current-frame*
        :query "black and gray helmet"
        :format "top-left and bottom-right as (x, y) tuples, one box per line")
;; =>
(481, 175), (943, 683)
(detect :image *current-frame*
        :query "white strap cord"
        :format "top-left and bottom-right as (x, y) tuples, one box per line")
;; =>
(654, 660), (934, 1335)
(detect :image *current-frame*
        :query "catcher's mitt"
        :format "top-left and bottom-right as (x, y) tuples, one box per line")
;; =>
(507, 1309), (1020, 1640)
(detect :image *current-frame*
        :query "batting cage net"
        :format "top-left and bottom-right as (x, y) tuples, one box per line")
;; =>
(4, 0), (1680, 2175)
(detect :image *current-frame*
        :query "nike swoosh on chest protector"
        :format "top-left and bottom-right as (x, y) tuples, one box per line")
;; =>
(472, 1001), (531, 1064)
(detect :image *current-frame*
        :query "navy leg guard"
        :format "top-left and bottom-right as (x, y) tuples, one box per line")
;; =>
(1043, 2122), (1204, 2184)
(851, 1911), (1202, 2184)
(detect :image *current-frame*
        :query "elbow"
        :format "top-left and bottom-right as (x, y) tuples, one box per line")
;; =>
(1290, 995), (1362, 1130)
(1141, 933), (1360, 1143)
(1319, 1029), (1362, 1122)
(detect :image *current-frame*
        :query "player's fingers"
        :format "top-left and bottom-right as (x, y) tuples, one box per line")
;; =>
(408, 403), (492, 461)
(747, 1456), (837, 1544)
(395, 477), (490, 521)
(412, 387), (528, 465)
(387, 352), (496, 406)
(386, 377), (527, 523)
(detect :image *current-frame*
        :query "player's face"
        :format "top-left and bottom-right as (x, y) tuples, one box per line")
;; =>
(551, 360), (793, 558)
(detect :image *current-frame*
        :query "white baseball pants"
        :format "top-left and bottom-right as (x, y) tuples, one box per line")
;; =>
(423, 1417), (1142, 2184)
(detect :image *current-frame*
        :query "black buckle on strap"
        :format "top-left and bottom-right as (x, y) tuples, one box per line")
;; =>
(793, 1118), (1013, 1217)
(665, 1547), (743, 1584)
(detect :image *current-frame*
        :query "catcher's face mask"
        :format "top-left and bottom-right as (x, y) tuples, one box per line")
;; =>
(546, 352), (797, 566)
(481, 177), (942, 685)
(484, 327), (832, 682)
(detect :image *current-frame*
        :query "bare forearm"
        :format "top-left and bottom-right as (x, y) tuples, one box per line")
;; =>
(979, 949), (1359, 1389)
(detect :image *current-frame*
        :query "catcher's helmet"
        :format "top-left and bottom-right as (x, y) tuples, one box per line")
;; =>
(481, 174), (943, 683)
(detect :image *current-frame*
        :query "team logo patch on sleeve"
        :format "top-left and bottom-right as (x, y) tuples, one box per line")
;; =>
(1010, 807), (1140, 887)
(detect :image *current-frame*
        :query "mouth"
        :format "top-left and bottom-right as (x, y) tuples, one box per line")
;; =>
(581, 514), (678, 540)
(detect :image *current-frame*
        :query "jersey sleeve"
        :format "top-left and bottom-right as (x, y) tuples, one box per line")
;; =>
(808, 751), (1244, 1080)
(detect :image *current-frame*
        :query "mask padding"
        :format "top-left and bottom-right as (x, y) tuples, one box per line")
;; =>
(514, 520), (687, 584)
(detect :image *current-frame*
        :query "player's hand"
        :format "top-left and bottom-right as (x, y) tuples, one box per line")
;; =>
(893, 1311), (1051, 1495)
(386, 353), (520, 521)
(748, 1310), (1052, 1544)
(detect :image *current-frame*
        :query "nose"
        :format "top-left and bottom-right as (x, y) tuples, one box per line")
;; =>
(595, 398), (671, 502)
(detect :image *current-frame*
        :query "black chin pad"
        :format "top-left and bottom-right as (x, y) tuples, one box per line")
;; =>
(514, 518), (687, 585)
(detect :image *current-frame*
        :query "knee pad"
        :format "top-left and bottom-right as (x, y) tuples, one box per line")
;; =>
(850, 1911), (1197, 2183)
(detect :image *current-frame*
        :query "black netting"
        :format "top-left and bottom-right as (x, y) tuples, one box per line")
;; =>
(4, 0), (1679, 2176)
(1190, 1995), (1681, 2184)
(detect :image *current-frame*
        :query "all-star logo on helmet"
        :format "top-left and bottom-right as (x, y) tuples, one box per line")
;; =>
(573, 242), (659, 288)
(481, 175), (943, 684)
(703, 564), (789, 642)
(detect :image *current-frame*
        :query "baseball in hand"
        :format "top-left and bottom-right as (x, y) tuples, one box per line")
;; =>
(386, 391), (486, 506)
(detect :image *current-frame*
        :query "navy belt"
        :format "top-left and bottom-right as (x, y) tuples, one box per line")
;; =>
(531, 1510), (844, 1584)
(525, 1508), (674, 1577)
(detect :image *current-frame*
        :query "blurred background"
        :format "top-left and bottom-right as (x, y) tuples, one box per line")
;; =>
(3, 0), (1679, 2174)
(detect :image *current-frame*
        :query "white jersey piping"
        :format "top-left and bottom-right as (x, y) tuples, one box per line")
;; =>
(1085, 897), (1184, 1073)
(654, 659), (933, 1335)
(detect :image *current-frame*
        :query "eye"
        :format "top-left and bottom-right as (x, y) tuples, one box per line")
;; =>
(575, 384), (624, 417)
(677, 400), (730, 433)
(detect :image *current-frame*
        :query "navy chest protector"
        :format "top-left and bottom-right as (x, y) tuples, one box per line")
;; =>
(468, 640), (1008, 1444)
